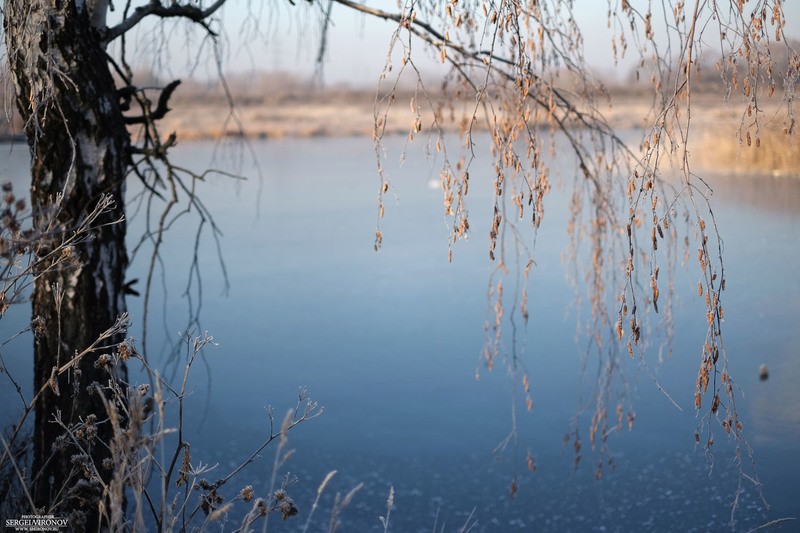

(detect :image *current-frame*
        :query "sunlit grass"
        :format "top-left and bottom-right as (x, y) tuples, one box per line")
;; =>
(694, 126), (800, 177)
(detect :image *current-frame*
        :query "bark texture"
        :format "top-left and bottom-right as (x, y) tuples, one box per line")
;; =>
(4, 0), (129, 526)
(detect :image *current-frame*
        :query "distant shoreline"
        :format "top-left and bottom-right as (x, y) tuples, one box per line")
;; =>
(3, 93), (796, 176)
(123, 91), (800, 178)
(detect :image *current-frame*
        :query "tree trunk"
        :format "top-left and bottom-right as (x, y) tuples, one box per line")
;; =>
(4, 0), (129, 526)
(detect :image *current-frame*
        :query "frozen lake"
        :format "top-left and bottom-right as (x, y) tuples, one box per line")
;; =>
(1, 134), (798, 531)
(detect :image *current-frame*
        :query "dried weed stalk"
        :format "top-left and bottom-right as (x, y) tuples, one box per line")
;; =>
(1, 197), (325, 527)
(1, 315), (323, 531)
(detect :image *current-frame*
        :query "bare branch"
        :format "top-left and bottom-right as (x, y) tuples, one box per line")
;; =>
(104, 0), (228, 43)
(123, 80), (182, 125)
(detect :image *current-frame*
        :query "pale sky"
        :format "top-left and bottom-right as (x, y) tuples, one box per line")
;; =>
(118, 1), (800, 86)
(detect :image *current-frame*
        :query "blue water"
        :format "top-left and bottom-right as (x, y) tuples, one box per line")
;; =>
(1, 136), (798, 531)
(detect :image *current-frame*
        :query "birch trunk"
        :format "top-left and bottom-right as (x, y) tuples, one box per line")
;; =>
(4, 0), (129, 526)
